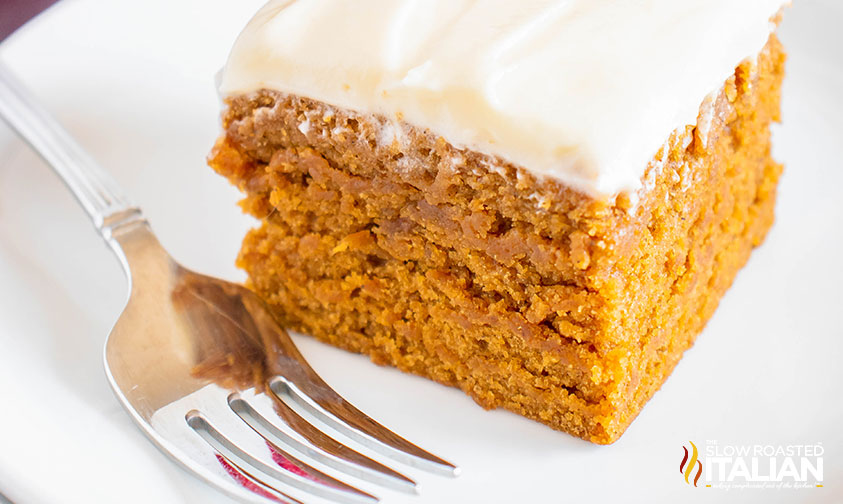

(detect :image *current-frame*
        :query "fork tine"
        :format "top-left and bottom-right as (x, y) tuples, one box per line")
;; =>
(186, 410), (379, 504)
(215, 453), (305, 504)
(230, 393), (418, 493)
(244, 293), (459, 476)
(268, 376), (459, 477)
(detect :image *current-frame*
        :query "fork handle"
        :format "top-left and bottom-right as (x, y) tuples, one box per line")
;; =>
(0, 63), (142, 236)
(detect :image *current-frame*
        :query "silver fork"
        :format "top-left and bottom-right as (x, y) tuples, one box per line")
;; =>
(0, 63), (458, 503)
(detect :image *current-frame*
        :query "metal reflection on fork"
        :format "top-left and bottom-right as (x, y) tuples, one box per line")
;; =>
(0, 63), (458, 503)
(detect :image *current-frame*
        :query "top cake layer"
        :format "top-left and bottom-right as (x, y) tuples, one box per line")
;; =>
(219, 0), (786, 197)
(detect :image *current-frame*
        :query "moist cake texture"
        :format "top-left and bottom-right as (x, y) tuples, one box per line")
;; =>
(210, 1), (787, 443)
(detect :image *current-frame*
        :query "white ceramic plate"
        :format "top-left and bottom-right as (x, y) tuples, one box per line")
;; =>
(0, 1), (840, 503)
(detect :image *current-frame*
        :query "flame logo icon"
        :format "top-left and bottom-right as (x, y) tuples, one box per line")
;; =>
(679, 441), (703, 487)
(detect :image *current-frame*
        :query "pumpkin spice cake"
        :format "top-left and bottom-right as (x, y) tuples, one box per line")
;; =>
(208, 0), (789, 444)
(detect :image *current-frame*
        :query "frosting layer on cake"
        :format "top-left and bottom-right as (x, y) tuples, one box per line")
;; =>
(219, 0), (786, 197)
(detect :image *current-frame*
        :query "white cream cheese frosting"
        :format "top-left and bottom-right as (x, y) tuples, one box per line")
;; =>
(219, 0), (787, 198)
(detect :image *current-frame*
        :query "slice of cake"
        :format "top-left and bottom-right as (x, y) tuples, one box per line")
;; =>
(209, 0), (788, 444)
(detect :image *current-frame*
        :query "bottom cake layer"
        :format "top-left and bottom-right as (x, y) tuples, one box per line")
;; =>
(211, 36), (785, 443)
(237, 173), (777, 442)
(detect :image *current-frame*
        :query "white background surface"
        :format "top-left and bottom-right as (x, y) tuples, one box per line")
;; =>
(0, 1), (840, 503)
